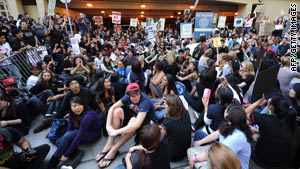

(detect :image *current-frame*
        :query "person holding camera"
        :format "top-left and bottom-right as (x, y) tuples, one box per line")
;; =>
(0, 127), (50, 169)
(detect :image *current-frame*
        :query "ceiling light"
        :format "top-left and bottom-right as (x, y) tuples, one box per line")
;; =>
(190, 6), (194, 9)
(177, 12), (181, 15)
(141, 11), (144, 14)
(141, 15), (144, 17)
(234, 12), (238, 16)
(109, 15), (112, 17)
(86, 3), (93, 7)
(170, 16), (174, 18)
(101, 11), (105, 14)
(141, 4), (146, 8)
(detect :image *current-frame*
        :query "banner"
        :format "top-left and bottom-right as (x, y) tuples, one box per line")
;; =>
(234, 16), (244, 27)
(71, 38), (80, 55)
(130, 18), (138, 27)
(141, 22), (146, 29)
(194, 12), (214, 39)
(217, 16), (226, 28)
(93, 16), (103, 25)
(47, 0), (56, 16)
(112, 11), (121, 24)
(180, 22), (193, 38)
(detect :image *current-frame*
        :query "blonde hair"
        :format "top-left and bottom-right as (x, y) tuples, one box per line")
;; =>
(167, 52), (176, 65)
(239, 61), (255, 79)
(280, 56), (290, 67)
(207, 143), (241, 169)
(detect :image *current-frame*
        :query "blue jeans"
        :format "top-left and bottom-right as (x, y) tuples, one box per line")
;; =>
(27, 96), (47, 116)
(194, 130), (208, 142)
(151, 99), (168, 120)
(54, 130), (78, 158)
(115, 164), (126, 169)
(46, 99), (62, 115)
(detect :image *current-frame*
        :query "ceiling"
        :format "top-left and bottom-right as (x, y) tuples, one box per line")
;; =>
(22, 0), (242, 18)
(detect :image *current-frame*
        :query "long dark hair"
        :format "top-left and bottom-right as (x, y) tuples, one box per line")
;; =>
(0, 93), (16, 117)
(163, 74), (178, 95)
(219, 103), (253, 143)
(165, 94), (189, 121)
(271, 96), (300, 149)
(69, 96), (89, 128)
(138, 124), (161, 169)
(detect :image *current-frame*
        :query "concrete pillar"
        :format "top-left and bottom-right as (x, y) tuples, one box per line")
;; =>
(7, 0), (24, 19)
(36, 0), (47, 19)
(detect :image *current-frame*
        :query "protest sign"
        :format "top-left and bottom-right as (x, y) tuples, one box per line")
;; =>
(130, 18), (138, 27)
(234, 16), (244, 27)
(112, 11), (121, 24)
(251, 65), (280, 103)
(180, 22), (193, 38)
(217, 16), (226, 28)
(93, 16), (103, 25)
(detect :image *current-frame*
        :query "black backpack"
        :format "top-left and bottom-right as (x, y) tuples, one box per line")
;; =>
(192, 43), (203, 60)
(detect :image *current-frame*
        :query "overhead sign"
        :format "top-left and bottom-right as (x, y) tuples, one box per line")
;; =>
(217, 16), (226, 28)
(194, 12), (214, 39)
(112, 11), (121, 24)
(93, 16), (103, 25)
(130, 18), (138, 27)
(47, 0), (56, 16)
(180, 22), (193, 38)
(234, 16), (244, 27)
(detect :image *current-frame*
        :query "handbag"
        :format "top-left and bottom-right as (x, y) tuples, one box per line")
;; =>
(47, 118), (68, 144)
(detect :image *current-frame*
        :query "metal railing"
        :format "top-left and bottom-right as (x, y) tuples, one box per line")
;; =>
(0, 47), (46, 87)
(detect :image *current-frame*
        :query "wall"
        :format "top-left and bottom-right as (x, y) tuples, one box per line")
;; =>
(217, 0), (299, 20)
(23, 5), (39, 19)
(55, 7), (80, 19)
(7, 0), (24, 19)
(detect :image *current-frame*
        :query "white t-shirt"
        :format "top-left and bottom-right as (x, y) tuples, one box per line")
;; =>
(219, 129), (251, 169)
(27, 75), (39, 90)
(0, 42), (12, 66)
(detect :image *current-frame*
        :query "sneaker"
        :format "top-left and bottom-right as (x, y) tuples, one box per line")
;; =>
(60, 166), (73, 169)
(61, 149), (84, 168)
(33, 118), (52, 133)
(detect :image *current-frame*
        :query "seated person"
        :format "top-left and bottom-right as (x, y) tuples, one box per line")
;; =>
(0, 127), (50, 169)
(0, 93), (31, 135)
(96, 83), (155, 168)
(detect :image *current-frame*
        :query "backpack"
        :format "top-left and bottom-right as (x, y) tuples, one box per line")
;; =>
(47, 118), (68, 144)
(175, 81), (186, 95)
(192, 43), (203, 60)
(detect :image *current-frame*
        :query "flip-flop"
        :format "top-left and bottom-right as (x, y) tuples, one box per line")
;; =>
(98, 151), (119, 169)
(95, 151), (108, 162)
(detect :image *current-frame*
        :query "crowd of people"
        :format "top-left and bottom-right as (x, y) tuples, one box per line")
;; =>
(0, 9), (300, 169)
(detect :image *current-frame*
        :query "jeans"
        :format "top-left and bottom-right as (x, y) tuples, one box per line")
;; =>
(194, 130), (208, 142)
(54, 130), (78, 158)
(151, 99), (167, 120)
(27, 96), (47, 116)
(46, 99), (62, 115)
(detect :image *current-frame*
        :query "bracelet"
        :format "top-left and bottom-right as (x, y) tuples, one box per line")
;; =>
(193, 154), (197, 162)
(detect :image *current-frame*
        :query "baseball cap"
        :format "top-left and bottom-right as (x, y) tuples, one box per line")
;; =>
(2, 77), (17, 87)
(126, 83), (140, 94)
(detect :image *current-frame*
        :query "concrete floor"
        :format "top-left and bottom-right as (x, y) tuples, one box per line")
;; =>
(25, 101), (195, 169)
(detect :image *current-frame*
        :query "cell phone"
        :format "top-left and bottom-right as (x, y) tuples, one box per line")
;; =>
(203, 88), (211, 102)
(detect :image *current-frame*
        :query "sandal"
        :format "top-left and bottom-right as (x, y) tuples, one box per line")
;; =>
(95, 151), (108, 162)
(98, 151), (119, 168)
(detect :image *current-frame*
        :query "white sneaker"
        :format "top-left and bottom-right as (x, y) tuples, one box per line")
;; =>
(60, 165), (73, 169)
